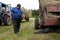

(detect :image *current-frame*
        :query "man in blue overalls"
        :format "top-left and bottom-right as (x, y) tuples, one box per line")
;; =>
(10, 4), (23, 34)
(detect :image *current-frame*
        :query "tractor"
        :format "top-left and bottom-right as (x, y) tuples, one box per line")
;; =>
(0, 2), (12, 25)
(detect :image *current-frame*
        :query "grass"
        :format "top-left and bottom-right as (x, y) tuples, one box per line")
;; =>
(0, 25), (12, 33)
(0, 18), (60, 40)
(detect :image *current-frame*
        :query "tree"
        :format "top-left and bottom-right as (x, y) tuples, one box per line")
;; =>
(32, 9), (39, 18)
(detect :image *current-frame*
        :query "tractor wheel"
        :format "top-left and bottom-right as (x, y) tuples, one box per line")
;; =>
(0, 20), (2, 25)
(4, 15), (12, 26)
(35, 18), (40, 30)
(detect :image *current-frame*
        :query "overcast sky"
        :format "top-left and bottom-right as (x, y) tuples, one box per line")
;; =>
(0, 0), (39, 10)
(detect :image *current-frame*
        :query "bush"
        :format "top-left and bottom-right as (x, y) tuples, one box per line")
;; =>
(32, 9), (39, 18)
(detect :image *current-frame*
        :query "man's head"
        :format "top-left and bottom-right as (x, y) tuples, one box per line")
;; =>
(17, 4), (21, 9)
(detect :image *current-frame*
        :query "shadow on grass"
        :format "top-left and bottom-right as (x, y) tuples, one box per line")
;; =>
(0, 22), (12, 27)
(0, 24), (12, 27)
(34, 26), (60, 34)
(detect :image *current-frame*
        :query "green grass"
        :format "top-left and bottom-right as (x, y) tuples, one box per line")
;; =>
(0, 25), (12, 33)
(0, 18), (60, 40)
(32, 15), (38, 18)
(0, 18), (34, 40)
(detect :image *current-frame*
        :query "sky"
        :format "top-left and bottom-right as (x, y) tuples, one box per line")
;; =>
(0, 0), (39, 10)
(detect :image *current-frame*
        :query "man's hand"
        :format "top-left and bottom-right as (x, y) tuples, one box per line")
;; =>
(10, 16), (12, 20)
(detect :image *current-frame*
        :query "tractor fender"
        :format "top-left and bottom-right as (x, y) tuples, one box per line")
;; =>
(3, 13), (9, 17)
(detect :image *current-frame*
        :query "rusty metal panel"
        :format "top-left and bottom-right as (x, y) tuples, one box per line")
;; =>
(46, 4), (60, 12)
(58, 5), (60, 12)
(44, 18), (59, 25)
(46, 5), (57, 12)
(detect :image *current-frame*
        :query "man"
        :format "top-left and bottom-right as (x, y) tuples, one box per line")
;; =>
(10, 4), (23, 34)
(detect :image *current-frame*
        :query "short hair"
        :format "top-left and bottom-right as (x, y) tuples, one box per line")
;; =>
(17, 4), (21, 7)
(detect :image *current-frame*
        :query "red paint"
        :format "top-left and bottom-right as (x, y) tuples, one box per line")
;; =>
(44, 18), (59, 26)
(45, 4), (60, 12)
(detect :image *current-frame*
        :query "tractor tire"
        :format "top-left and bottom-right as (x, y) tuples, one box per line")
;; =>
(4, 15), (12, 26)
(35, 18), (40, 30)
(0, 20), (2, 25)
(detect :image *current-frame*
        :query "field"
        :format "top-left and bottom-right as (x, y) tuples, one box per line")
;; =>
(0, 18), (60, 40)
